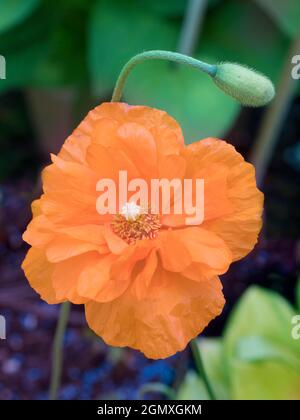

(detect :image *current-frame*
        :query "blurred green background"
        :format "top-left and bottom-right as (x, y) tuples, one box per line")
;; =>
(0, 0), (300, 400)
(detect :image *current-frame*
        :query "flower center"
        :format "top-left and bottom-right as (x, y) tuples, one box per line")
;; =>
(112, 202), (161, 244)
(120, 202), (142, 222)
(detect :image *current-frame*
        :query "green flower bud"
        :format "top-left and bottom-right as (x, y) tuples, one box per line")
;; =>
(213, 62), (275, 107)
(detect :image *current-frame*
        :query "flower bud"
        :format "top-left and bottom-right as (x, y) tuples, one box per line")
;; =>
(213, 62), (275, 107)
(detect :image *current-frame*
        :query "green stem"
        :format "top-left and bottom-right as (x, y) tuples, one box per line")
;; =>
(190, 338), (216, 400)
(250, 32), (300, 187)
(111, 50), (217, 102)
(49, 302), (71, 400)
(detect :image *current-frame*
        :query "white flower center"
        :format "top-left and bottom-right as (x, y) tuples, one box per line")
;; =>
(120, 202), (142, 222)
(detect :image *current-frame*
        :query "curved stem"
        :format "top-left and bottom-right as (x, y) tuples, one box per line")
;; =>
(111, 50), (217, 102)
(190, 338), (216, 400)
(49, 302), (71, 400)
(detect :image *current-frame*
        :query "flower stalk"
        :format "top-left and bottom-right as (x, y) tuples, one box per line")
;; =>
(190, 338), (216, 400)
(49, 301), (71, 400)
(111, 50), (274, 107)
(111, 50), (217, 102)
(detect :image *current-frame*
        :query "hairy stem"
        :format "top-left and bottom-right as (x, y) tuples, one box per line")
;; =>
(111, 50), (217, 102)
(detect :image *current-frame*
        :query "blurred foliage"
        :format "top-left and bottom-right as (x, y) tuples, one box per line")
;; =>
(255, 0), (300, 38)
(0, 0), (41, 34)
(177, 285), (300, 400)
(297, 279), (300, 312)
(0, 0), (91, 90)
(0, 0), (298, 141)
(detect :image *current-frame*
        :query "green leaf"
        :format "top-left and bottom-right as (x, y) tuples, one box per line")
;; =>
(0, 2), (50, 53)
(0, 2), (60, 92)
(224, 286), (300, 363)
(231, 359), (300, 400)
(177, 371), (210, 400)
(0, 0), (41, 34)
(178, 286), (300, 400)
(0, 41), (52, 94)
(224, 286), (300, 399)
(0, 0), (89, 91)
(296, 278), (300, 312)
(139, 0), (186, 17)
(46, 0), (92, 86)
(255, 0), (300, 38)
(140, 0), (223, 17)
(236, 336), (300, 373)
(198, 338), (230, 399)
(177, 339), (230, 400)
(88, 0), (178, 95)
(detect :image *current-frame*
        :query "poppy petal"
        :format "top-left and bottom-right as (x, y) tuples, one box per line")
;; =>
(52, 252), (96, 304)
(85, 269), (225, 359)
(21, 248), (61, 304)
(189, 138), (263, 260)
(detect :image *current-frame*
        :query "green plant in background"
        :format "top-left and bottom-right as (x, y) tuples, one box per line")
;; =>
(177, 283), (300, 400)
(0, 0), (298, 143)
(0, 0), (92, 90)
(88, 0), (290, 141)
(0, 0), (41, 34)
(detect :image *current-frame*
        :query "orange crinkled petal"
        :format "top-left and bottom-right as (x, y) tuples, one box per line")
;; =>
(85, 267), (225, 359)
(185, 138), (263, 260)
(21, 247), (61, 304)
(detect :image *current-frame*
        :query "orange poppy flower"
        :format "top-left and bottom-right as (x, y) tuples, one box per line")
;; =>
(22, 102), (263, 359)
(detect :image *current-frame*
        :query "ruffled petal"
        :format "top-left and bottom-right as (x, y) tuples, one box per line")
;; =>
(40, 155), (100, 225)
(158, 230), (191, 272)
(104, 224), (128, 255)
(45, 236), (102, 263)
(56, 224), (106, 246)
(85, 268), (225, 359)
(77, 253), (130, 303)
(52, 252), (97, 304)
(186, 138), (263, 260)
(87, 138), (141, 181)
(78, 241), (152, 303)
(87, 102), (184, 156)
(117, 122), (158, 179)
(23, 218), (109, 261)
(176, 227), (232, 274)
(23, 215), (55, 248)
(131, 249), (158, 300)
(21, 248), (61, 304)
(83, 103), (185, 182)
